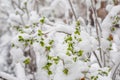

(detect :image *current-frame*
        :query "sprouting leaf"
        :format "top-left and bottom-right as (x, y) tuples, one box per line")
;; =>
(40, 41), (45, 47)
(46, 62), (52, 67)
(48, 70), (52, 75)
(63, 68), (69, 75)
(78, 38), (82, 42)
(47, 55), (52, 60)
(24, 2), (27, 5)
(40, 17), (45, 24)
(78, 50), (83, 56)
(73, 57), (77, 62)
(25, 26), (29, 28)
(74, 28), (80, 35)
(45, 46), (51, 51)
(43, 62), (52, 70)
(49, 40), (54, 45)
(53, 57), (60, 64)
(18, 35), (24, 42)
(65, 35), (72, 42)
(38, 30), (43, 36)
(76, 20), (80, 27)
(66, 51), (71, 56)
(29, 39), (33, 44)
(91, 76), (98, 80)
(111, 27), (115, 32)
(11, 43), (15, 47)
(23, 58), (30, 64)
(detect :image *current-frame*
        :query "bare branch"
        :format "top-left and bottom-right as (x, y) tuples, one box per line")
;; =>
(68, 0), (77, 21)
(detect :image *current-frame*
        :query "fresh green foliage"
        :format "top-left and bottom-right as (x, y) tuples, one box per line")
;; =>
(77, 50), (84, 56)
(38, 30), (43, 36)
(43, 62), (53, 75)
(23, 58), (30, 64)
(63, 68), (69, 75)
(40, 17), (45, 24)
(74, 27), (80, 35)
(45, 46), (51, 51)
(65, 35), (72, 42)
(40, 41), (45, 47)
(73, 57), (77, 62)
(76, 20), (80, 27)
(18, 35), (24, 42)
(49, 40), (54, 45)
(91, 76), (98, 80)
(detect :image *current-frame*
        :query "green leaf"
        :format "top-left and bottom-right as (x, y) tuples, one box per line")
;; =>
(78, 38), (82, 42)
(67, 47), (72, 51)
(25, 26), (29, 28)
(91, 76), (98, 80)
(68, 42), (73, 47)
(49, 40), (54, 45)
(46, 62), (52, 67)
(74, 28), (80, 35)
(47, 55), (52, 60)
(40, 17), (45, 24)
(40, 41), (45, 47)
(45, 46), (51, 51)
(111, 27), (115, 32)
(11, 43), (15, 47)
(48, 70), (52, 75)
(43, 62), (52, 70)
(38, 30), (43, 36)
(24, 2), (27, 5)
(23, 58), (30, 64)
(53, 57), (60, 64)
(78, 50), (83, 56)
(24, 42), (28, 46)
(63, 68), (69, 75)
(18, 36), (24, 42)
(91, 76), (94, 79)
(73, 57), (77, 62)
(66, 51), (71, 56)
(29, 39), (33, 45)
(76, 20), (80, 26)
(65, 35), (72, 42)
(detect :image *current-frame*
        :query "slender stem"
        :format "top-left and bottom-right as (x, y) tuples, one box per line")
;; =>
(103, 51), (106, 67)
(68, 0), (77, 21)
(112, 61), (120, 80)
(25, 3), (30, 19)
(90, 0), (103, 63)
(20, 15), (25, 26)
(90, 0), (102, 33)
(93, 51), (102, 68)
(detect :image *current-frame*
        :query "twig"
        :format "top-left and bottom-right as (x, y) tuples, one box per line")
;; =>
(68, 0), (77, 21)
(90, 0), (103, 64)
(93, 51), (102, 68)
(20, 15), (25, 26)
(0, 71), (18, 80)
(111, 61), (120, 80)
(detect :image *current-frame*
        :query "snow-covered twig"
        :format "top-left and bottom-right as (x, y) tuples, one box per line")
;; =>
(68, 0), (77, 20)
(93, 51), (102, 67)
(0, 71), (18, 80)
(90, 0), (103, 67)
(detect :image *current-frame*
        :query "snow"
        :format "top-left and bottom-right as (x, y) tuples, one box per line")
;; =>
(0, 0), (120, 80)
(15, 63), (26, 80)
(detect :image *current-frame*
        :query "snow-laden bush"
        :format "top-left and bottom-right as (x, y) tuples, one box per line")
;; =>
(0, 0), (120, 80)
